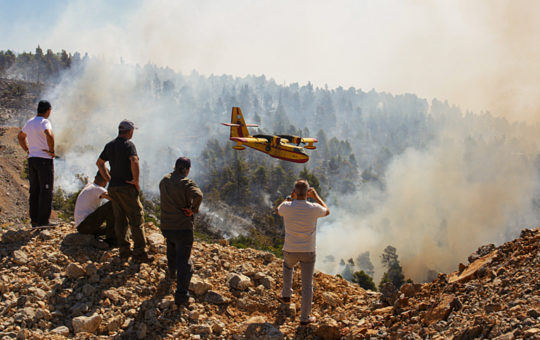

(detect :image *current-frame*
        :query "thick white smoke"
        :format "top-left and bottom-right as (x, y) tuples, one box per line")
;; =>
(317, 113), (540, 282)
(48, 60), (221, 192)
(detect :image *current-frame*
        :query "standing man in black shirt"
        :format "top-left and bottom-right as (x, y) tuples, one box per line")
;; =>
(96, 120), (151, 262)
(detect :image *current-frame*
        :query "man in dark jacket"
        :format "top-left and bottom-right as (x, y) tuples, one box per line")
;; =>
(96, 120), (151, 262)
(159, 157), (203, 305)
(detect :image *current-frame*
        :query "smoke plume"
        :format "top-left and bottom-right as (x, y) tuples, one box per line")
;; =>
(17, 0), (539, 281)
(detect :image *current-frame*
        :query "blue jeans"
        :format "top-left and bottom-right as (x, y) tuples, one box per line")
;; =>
(162, 229), (194, 299)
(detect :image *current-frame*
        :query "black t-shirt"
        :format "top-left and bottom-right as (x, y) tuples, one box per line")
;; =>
(99, 137), (138, 187)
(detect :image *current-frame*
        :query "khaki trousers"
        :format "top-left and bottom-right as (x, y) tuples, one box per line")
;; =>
(281, 251), (316, 322)
(108, 185), (146, 255)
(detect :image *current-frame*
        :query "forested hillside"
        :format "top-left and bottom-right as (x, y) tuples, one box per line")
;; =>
(2, 47), (539, 285)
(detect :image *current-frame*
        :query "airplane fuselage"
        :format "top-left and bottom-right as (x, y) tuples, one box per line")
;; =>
(243, 141), (309, 163)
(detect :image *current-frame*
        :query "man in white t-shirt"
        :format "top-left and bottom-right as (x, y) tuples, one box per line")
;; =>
(17, 100), (55, 228)
(74, 172), (116, 245)
(276, 179), (330, 325)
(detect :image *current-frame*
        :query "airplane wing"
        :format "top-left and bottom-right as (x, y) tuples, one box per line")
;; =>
(221, 123), (259, 127)
(231, 137), (269, 143)
(301, 138), (318, 143)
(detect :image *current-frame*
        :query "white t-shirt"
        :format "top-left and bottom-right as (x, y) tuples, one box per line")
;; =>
(22, 116), (53, 159)
(74, 183), (107, 227)
(278, 200), (327, 252)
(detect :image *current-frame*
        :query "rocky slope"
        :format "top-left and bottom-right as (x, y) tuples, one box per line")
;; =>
(0, 127), (30, 225)
(0, 220), (538, 339)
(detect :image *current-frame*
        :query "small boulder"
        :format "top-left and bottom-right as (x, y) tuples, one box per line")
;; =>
(227, 273), (251, 291)
(400, 283), (422, 298)
(245, 320), (284, 340)
(12, 250), (28, 265)
(72, 313), (102, 334)
(190, 324), (212, 336)
(51, 326), (70, 337)
(146, 233), (165, 253)
(208, 318), (225, 334)
(380, 282), (399, 305)
(263, 252), (275, 263)
(66, 263), (86, 279)
(468, 244), (496, 263)
(205, 290), (228, 305)
(423, 294), (461, 325)
(106, 316), (123, 332)
(189, 277), (211, 296)
(1, 228), (31, 243)
(322, 292), (341, 307)
(38, 230), (52, 240)
(315, 318), (341, 340)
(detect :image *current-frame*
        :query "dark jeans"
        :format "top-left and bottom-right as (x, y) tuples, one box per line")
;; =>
(76, 201), (115, 241)
(28, 157), (54, 226)
(108, 185), (146, 256)
(162, 229), (194, 299)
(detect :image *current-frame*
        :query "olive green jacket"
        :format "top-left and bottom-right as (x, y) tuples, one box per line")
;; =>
(159, 171), (203, 231)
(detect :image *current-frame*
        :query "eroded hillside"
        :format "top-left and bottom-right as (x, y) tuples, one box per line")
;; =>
(0, 221), (538, 339)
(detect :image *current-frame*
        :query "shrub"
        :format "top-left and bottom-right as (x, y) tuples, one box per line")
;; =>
(352, 270), (377, 291)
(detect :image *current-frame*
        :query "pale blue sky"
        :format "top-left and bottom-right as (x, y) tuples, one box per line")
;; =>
(0, 0), (139, 52)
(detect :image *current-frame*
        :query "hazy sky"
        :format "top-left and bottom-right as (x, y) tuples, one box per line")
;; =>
(1, 0), (539, 121)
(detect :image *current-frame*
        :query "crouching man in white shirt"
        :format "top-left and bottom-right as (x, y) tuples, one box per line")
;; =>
(74, 172), (116, 246)
(276, 179), (330, 326)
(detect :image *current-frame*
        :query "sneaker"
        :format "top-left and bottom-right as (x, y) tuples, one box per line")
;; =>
(133, 253), (153, 263)
(300, 316), (316, 325)
(277, 296), (291, 304)
(32, 223), (58, 229)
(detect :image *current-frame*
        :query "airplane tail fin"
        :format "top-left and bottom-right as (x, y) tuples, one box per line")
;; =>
(230, 107), (250, 138)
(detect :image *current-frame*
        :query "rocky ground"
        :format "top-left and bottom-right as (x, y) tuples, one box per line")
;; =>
(0, 220), (538, 339)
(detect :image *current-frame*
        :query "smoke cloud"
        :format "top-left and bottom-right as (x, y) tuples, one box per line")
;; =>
(317, 112), (540, 281)
(8, 0), (538, 281)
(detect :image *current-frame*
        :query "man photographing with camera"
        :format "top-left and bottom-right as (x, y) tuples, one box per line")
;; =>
(276, 179), (330, 325)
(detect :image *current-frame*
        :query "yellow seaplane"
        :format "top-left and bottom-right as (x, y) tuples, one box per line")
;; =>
(222, 107), (317, 163)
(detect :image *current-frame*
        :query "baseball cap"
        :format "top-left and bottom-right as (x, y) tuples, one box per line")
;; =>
(118, 119), (137, 131)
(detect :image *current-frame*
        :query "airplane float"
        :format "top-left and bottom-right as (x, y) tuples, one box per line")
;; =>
(222, 107), (318, 163)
